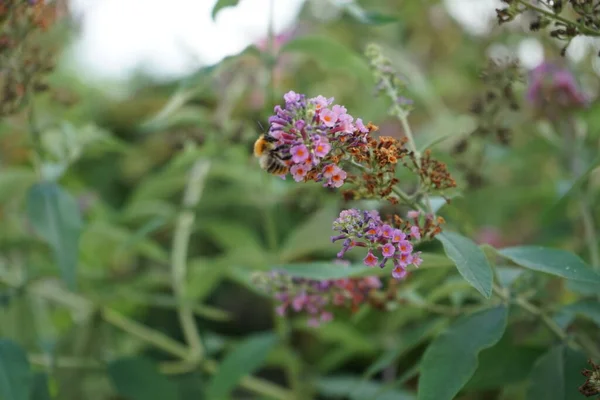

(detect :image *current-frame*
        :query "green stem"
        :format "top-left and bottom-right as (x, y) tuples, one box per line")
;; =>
(203, 358), (294, 400)
(0, 274), (293, 400)
(560, 117), (600, 270)
(27, 98), (43, 178)
(378, 75), (436, 214)
(274, 313), (302, 398)
(491, 283), (595, 354)
(348, 159), (425, 212)
(102, 308), (191, 359)
(515, 0), (600, 36)
(29, 354), (103, 370)
(579, 199), (600, 270)
(171, 159), (211, 361)
(266, 0), (277, 107)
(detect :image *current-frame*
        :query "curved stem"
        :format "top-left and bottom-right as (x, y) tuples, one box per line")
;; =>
(515, 0), (600, 36)
(491, 283), (595, 355)
(348, 159), (425, 212)
(171, 159), (211, 361)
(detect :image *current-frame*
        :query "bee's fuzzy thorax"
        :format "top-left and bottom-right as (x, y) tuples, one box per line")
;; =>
(253, 135), (272, 157)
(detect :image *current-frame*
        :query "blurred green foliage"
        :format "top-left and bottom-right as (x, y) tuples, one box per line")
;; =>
(1, 0), (600, 399)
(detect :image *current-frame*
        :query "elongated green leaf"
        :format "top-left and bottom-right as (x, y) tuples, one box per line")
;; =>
(211, 0), (240, 20)
(560, 300), (600, 328)
(342, 2), (398, 25)
(542, 155), (600, 223)
(272, 263), (376, 280)
(566, 279), (599, 296)
(301, 320), (375, 352)
(108, 357), (178, 400)
(436, 231), (493, 298)
(279, 204), (340, 262)
(281, 36), (371, 81)
(365, 319), (444, 379)
(317, 375), (414, 400)
(26, 182), (82, 289)
(417, 306), (508, 400)
(465, 336), (544, 390)
(498, 246), (600, 283)
(272, 252), (451, 281)
(0, 339), (32, 400)
(527, 345), (588, 400)
(30, 373), (52, 400)
(206, 332), (277, 399)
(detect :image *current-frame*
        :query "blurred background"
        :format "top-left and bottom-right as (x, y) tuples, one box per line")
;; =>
(1, 0), (600, 399)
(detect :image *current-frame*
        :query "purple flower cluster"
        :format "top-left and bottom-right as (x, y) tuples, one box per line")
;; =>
(526, 62), (588, 111)
(254, 268), (382, 327)
(268, 91), (370, 186)
(331, 209), (422, 279)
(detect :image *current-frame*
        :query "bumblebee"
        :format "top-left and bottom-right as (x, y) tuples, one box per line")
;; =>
(253, 133), (292, 175)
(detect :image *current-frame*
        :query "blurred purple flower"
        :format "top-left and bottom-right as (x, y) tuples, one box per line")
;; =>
(526, 62), (588, 113)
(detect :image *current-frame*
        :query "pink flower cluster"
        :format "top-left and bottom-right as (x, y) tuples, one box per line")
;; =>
(331, 209), (423, 279)
(268, 91), (370, 186)
(253, 268), (382, 327)
(526, 62), (588, 111)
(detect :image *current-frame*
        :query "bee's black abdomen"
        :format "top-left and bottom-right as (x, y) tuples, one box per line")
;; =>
(265, 157), (288, 175)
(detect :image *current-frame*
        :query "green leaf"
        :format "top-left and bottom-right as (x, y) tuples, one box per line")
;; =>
(281, 36), (371, 82)
(342, 2), (398, 25)
(317, 375), (415, 400)
(465, 335), (544, 390)
(279, 204), (340, 262)
(496, 266), (525, 287)
(26, 182), (82, 289)
(527, 345), (589, 400)
(436, 231), (493, 298)
(417, 306), (508, 400)
(272, 262), (376, 280)
(30, 373), (52, 400)
(211, 0), (240, 20)
(365, 319), (444, 379)
(206, 332), (277, 400)
(301, 320), (375, 353)
(497, 246), (600, 283)
(542, 155), (600, 223)
(560, 300), (600, 328)
(107, 357), (178, 400)
(566, 279), (599, 296)
(0, 339), (32, 400)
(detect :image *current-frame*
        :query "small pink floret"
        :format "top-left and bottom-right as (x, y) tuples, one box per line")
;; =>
(291, 144), (309, 163)
(392, 266), (407, 280)
(356, 118), (368, 133)
(311, 95), (330, 110)
(330, 169), (347, 188)
(319, 108), (338, 127)
(363, 251), (379, 267)
(398, 240), (413, 255)
(380, 224), (394, 239)
(284, 90), (300, 102)
(392, 229), (406, 243)
(410, 225), (421, 240)
(332, 104), (347, 116)
(381, 243), (395, 258)
(291, 163), (309, 182)
(407, 210), (420, 219)
(314, 140), (331, 158)
(323, 164), (338, 178)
